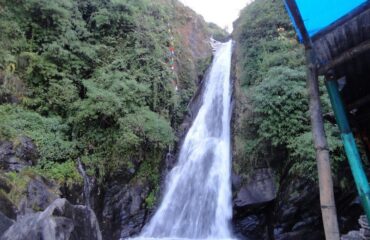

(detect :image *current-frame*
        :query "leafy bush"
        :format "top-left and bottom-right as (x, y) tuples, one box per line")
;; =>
(0, 0), (213, 199)
(233, 0), (344, 180)
(0, 105), (77, 163)
(35, 160), (82, 186)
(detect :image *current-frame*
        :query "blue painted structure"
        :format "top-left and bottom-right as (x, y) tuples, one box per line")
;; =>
(284, 0), (370, 224)
(285, 0), (368, 41)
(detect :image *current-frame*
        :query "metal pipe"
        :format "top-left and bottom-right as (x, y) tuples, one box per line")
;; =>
(326, 79), (370, 222)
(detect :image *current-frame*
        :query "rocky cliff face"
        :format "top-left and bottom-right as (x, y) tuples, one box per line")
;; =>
(0, 149), (102, 240)
(0, 1), (219, 239)
(96, 3), (217, 239)
(1, 198), (102, 240)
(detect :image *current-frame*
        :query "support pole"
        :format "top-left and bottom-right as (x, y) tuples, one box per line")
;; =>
(325, 79), (370, 223)
(306, 49), (340, 240)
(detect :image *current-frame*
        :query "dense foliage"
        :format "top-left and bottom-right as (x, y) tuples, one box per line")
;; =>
(233, 0), (344, 180)
(0, 0), (216, 202)
(208, 23), (229, 42)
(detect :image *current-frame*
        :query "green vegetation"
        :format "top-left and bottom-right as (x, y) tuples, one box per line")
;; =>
(0, 0), (212, 195)
(3, 171), (30, 206)
(208, 23), (229, 42)
(233, 0), (344, 180)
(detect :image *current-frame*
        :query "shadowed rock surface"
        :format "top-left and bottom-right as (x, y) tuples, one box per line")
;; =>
(0, 212), (13, 235)
(101, 181), (150, 239)
(1, 198), (102, 240)
(18, 176), (59, 215)
(0, 137), (38, 172)
(0, 193), (16, 220)
(235, 168), (276, 207)
(341, 215), (370, 240)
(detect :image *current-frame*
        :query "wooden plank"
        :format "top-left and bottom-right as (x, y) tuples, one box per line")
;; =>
(319, 39), (370, 75)
(313, 37), (331, 65)
(313, 7), (370, 65)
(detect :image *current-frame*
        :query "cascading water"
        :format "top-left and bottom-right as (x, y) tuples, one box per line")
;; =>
(136, 40), (234, 240)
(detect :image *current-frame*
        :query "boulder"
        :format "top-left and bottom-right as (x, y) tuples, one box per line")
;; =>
(18, 176), (59, 214)
(233, 214), (267, 239)
(273, 178), (324, 239)
(1, 198), (102, 240)
(275, 230), (322, 240)
(0, 191), (17, 219)
(341, 231), (362, 240)
(234, 168), (276, 207)
(232, 173), (242, 190)
(0, 138), (38, 172)
(232, 169), (276, 239)
(0, 212), (14, 236)
(102, 182), (150, 239)
(0, 141), (18, 171)
(340, 215), (370, 240)
(14, 136), (38, 165)
(0, 175), (11, 193)
(292, 217), (318, 231)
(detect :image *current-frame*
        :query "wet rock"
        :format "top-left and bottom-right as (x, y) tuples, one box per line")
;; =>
(14, 136), (38, 165)
(0, 191), (17, 219)
(234, 214), (268, 240)
(341, 231), (362, 240)
(340, 214), (370, 240)
(234, 168), (276, 207)
(18, 176), (59, 214)
(0, 212), (14, 236)
(280, 206), (298, 222)
(232, 169), (276, 239)
(233, 202), (275, 240)
(101, 181), (150, 239)
(1, 198), (102, 240)
(273, 178), (324, 239)
(292, 217), (318, 231)
(275, 230), (322, 240)
(0, 141), (16, 171)
(0, 138), (37, 172)
(232, 173), (242, 190)
(0, 175), (11, 193)
(0, 142), (13, 161)
(164, 152), (177, 173)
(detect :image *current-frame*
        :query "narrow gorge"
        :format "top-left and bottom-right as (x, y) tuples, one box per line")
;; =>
(0, 0), (368, 240)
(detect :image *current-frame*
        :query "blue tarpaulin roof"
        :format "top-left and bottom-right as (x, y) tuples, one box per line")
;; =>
(285, 0), (367, 41)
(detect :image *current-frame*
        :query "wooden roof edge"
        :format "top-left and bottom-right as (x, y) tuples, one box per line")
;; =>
(318, 39), (370, 76)
(312, 2), (370, 42)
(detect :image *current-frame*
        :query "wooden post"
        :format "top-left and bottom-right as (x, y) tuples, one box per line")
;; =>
(306, 48), (340, 240)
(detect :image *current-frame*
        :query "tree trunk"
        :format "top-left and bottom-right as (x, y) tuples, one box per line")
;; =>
(305, 48), (340, 240)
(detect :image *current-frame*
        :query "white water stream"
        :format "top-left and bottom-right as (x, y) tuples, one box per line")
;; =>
(133, 40), (234, 240)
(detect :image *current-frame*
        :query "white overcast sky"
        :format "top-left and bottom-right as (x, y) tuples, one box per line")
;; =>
(178, 0), (252, 32)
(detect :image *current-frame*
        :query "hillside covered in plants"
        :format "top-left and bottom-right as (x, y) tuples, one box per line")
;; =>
(232, 0), (366, 239)
(0, 0), (228, 239)
(1, 0), (367, 239)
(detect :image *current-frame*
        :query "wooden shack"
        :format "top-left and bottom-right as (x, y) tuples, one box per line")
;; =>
(284, 1), (370, 239)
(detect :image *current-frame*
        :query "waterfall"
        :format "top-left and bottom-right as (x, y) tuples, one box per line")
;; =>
(136, 40), (234, 239)
(77, 158), (92, 208)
